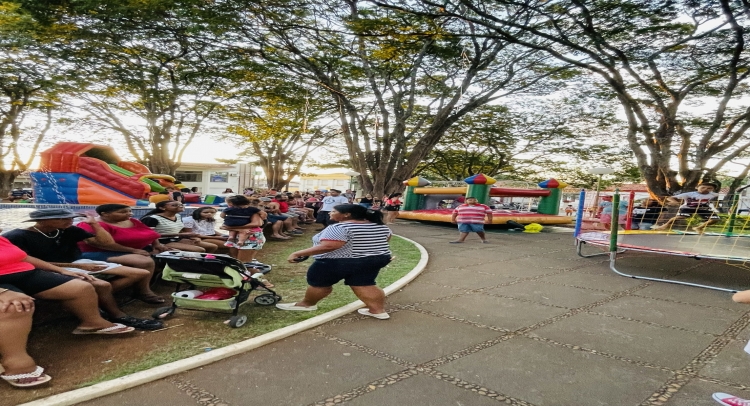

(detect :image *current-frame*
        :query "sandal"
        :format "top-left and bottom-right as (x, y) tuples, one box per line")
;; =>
(73, 323), (135, 335)
(110, 316), (164, 331)
(1, 366), (51, 388)
(134, 293), (166, 304)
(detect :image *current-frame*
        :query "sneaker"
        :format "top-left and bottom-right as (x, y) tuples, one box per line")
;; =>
(713, 393), (750, 406)
(357, 308), (390, 319)
(275, 303), (318, 311)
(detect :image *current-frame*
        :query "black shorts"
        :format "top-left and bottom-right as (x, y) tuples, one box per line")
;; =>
(316, 211), (330, 224)
(306, 255), (391, 287)
(0, 270), (77, 296)
(384, 205), (400, 212)
(677, 207), (720, 220)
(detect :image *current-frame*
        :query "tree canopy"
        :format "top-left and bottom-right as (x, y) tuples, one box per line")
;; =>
(390, 0), (750, 195)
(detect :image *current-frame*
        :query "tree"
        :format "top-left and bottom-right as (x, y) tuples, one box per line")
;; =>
(416, 95), (636, 184)
(36, 0), (238, 175)
(225, 0), (562, 196)
(224, 88), (339, 191)
(0, 2), (68, 197)
(399, 0), (750, 196)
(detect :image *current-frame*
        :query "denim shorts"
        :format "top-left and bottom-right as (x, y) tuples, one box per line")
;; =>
(306, 255), (391, 287)
(458, 223), (485, 233)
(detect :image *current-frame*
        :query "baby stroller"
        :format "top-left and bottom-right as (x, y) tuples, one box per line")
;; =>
(152, 252), (281, 328)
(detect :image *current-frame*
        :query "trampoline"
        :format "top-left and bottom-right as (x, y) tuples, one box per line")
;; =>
(576, 231), (750, 292)
(574, 185), (750, 292)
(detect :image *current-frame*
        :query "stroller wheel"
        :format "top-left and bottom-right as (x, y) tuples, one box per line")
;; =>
(228, 315), (248, 328)
(152, 306), (175, 320)
(254, 294), (279, 306)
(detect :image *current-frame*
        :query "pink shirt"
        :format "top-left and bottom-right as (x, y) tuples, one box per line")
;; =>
(0, 236), (34, 276)
(453, 204), (492, 224)
(77, 219), (160, 252)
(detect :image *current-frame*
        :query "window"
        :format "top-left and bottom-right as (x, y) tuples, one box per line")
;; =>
(175, 171), (202, 182)
(210, 172), (229, 182)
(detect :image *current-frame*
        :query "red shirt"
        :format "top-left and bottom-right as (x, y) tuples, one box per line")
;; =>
(453, 204), (492, 224)
(0, 236), (34, 276)
(273, 199), (290, 213)
(77, 219), (160, 252)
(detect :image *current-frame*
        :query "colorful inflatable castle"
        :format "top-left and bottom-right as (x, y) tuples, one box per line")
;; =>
(397, 174), (572, 225)
(32, 142), (194, 206)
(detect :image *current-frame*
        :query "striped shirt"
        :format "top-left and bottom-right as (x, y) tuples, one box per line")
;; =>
(313, 222), (392, 259)
(142, 214), (185, 235)
(453, 204), (492, 224)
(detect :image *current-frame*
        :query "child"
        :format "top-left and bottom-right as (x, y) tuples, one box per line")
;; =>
(221, 195), (261, 247)
(450, 196), (493, 243)
(653, 182), (720, 232)
(371, 199), (383, 211)
(564, 205), (575, 216)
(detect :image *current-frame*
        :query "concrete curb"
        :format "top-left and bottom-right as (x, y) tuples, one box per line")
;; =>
(19, 234), (428, 406)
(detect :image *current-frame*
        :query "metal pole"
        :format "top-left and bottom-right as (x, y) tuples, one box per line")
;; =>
(609, 188), (620, 252)
(574, 189), (586, 237)
(625, 191), (635, 230)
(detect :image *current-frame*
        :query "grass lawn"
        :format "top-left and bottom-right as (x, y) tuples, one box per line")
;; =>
(82, 234), (421, 386)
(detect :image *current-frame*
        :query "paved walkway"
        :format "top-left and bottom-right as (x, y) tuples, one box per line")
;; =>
(86, 222), (750, 406)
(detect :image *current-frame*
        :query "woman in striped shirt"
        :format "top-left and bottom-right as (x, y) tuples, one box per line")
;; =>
(276, 204), (393, 319)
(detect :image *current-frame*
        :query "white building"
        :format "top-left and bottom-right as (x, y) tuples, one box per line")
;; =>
(175, 163), (262, 195)
(175, 163), (303, 194)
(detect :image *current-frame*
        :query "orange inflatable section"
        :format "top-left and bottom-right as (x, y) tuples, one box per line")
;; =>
(77, 177), (137, 205)
(39, 142), (91, 172)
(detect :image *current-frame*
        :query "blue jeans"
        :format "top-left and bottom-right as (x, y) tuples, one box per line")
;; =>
(458, 223), (485, 233)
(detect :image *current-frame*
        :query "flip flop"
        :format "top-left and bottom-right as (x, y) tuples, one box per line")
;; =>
(73, 323), (135, 335)
(1, 366), (52, 388)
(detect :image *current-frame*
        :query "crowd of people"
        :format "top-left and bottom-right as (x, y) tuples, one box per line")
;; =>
(0, 186), (399, 388)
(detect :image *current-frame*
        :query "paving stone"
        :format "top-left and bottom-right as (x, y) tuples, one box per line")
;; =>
(439, 336), (672, 406)
(735, 324), (750, 342)
(537, 271), (645, 292)
(78, 379), (196, 406)
(420, 253), (491, 269)
(662, 378), (750, 406)
(344, 373), (500, 406)
(488, 280), (612, 308)
(387, 283), (464, 304)
(467, 257), (579, 278)
(671, 265), (750, 292)
(529, 312), (716, 369)
(592, 296), (741, 335)
(319, 310), (499, 364)
(411, 268), (507, 290)
(633, 283), (746, 312)
(698, 339), (750, 386)
(177, 332), (404, 406)
(418, 292), (569, 331)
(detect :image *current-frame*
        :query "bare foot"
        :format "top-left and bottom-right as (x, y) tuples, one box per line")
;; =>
(691, 227), (706, 233)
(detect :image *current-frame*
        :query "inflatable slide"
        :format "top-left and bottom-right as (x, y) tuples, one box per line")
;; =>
(31, 142), (179, 205)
